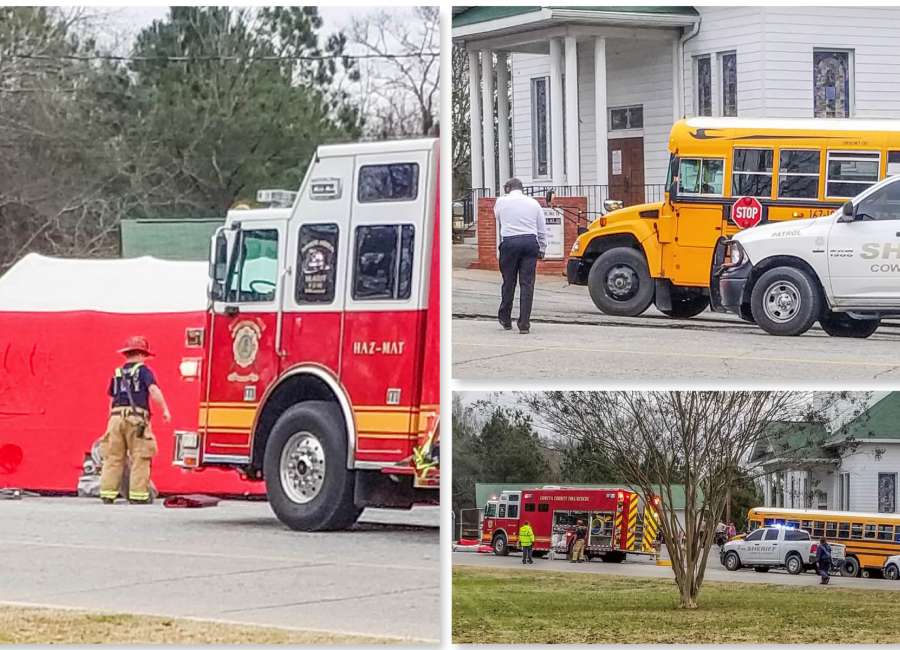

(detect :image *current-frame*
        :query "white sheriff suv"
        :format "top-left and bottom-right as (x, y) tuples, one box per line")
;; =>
(711, 174), (900, 336)
(884, 554), (900, 580)
(720, 526), (831, 574)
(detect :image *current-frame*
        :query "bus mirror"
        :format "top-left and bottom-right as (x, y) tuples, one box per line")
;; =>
(839, 201), (856, 222)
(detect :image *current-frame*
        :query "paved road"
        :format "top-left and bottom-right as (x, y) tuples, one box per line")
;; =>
(453, 547), (900, 591)
(452, 265), (900, 384)
(0, 497), (439, 641)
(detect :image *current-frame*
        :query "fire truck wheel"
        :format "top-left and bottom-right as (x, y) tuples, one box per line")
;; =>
(264, 401), (360, 531)
(492, 532), (509, 556)
(587, 248), (654, 317)
(600, 552), (626, 563)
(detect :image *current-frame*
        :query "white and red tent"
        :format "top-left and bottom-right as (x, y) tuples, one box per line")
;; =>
(0, 253), (265, 496)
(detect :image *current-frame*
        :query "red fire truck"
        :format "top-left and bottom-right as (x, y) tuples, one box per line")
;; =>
(172, 138), (440, 531)
(481, 487), (660, 562)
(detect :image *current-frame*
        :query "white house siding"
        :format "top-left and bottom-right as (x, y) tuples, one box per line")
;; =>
(760, 7), (900, 118)
(838, 443), (900, 513)
(683, 7), (765, 117)
(510, 37), (674, 188)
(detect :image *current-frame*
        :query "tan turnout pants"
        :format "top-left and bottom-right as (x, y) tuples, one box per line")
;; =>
(571, 539), (586, 562)
(99, 408), (158, 502)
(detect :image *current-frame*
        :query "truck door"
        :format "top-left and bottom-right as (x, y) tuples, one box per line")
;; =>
(828, 178), (900, 304)
(760, 527), (781, 564)
(202, 217), (287, 463)
(341, 147), (435, 468)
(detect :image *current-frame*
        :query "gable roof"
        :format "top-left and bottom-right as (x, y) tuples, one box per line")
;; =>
(827, 393), (900, 446)
(748, 421), (835, 466)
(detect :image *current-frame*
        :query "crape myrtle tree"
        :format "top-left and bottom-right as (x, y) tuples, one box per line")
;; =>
(528, 390), (869, 610)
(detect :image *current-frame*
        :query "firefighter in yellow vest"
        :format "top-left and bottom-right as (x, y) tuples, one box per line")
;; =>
(518, 520), (535, 565)
(99, 336), (171, 504)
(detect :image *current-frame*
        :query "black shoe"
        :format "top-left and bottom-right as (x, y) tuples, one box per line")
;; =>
(518, 328), (530, 335)
(500, 321), (512, 330)
(528, 560), (534, 564)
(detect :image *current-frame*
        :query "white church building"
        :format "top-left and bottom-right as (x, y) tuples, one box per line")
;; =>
(453, 6), (900, 207)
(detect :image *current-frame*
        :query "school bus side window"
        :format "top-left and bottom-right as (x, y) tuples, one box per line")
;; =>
(826, 151), (880, 198)
(352, 224), (415, 300)
(296, 224), (339, 303)
(678, 158), (724, 196)
(778, 150), (821, 199)
(732, 148), (773, 197)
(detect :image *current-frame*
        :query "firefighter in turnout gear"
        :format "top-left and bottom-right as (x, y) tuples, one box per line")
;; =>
(99, 336), (171, 504)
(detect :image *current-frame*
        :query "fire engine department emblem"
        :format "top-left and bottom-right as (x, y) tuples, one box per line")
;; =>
(232, 321), (261, 368)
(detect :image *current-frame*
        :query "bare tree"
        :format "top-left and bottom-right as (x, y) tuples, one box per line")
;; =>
(528, 391), (871, 609)
(350, 7), (439, 137)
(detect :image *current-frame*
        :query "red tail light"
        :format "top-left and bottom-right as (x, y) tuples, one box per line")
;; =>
(810, 544), (818, 553)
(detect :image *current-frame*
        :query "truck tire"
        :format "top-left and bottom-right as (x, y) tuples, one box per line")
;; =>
(657, 287), (709, 319)
(819, 312), (880, 338)
(264, 401), (360, 531)
(785, 552), (803, 575)
(723, 551), (741, 571)
(885, 563), (900, 580)
(750, 266), (821, 336)
(492, 532), (509, 556)
(840, 556), (861, 578)
(587, 248), (654, 317)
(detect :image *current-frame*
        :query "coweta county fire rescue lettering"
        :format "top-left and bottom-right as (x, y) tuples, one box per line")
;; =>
(539, 495), (590, 502)
(352, 340), (406, 355)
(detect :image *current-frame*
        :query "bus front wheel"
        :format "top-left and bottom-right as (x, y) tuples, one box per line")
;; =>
(840, 556), (861, 578)
(587, 248), (654, 317)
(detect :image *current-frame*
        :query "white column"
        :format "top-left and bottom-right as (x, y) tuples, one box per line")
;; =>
(594, 37), (609, 187)
(672, 39), (682, 122)
(496, 51), (511, 186)
(481, 49), (496, 194)
(549, 38), (565, 186)
(564, 36), (580, 186)
(468, 50), (483, 190)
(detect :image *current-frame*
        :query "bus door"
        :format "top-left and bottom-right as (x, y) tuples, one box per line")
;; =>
(666, 156), (727, 286)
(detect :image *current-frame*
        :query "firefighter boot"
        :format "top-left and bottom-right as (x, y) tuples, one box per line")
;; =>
(124, 416), (157, 504)
(99, 415), (127, 503)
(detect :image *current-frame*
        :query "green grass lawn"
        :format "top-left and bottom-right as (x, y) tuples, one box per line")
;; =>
(453, 566), (900, 644)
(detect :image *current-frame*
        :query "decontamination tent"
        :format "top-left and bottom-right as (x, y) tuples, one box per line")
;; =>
(0, 253), (265, 495)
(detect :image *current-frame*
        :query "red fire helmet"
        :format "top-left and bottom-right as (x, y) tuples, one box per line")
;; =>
(117, 335), (154, 357)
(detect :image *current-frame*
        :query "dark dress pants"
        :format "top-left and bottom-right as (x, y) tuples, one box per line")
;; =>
(498, 234), (539, 331)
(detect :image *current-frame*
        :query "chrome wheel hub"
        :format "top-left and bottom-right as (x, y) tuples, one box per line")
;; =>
(606, 265), (638, 300)
(280, 431), (326, 504)
(763, 281), (801, 323)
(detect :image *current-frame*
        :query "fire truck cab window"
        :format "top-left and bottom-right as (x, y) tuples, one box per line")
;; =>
(358, 163), (419, 202)
(353, 225), (415, 301)
(498, 504), (506, 518)
(296, 224), (339, 303)
(228, 229), (279, 303)
(484, 502), (497, 518)
(507, 504), (519, 519)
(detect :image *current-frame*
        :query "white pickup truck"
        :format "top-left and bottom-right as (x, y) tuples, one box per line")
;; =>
(711, 174), (900, 336)
(884, 555), (900, 580)
(720, 526), (843, 574)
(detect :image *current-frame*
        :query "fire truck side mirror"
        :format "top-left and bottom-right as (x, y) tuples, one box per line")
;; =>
(209, 228), (232, 302)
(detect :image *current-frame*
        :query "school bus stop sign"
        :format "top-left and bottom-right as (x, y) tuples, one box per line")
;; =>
(731, 196), (763, 229)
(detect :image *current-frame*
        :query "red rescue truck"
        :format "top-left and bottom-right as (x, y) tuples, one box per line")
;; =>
(172, 138), (440, 531)
(481, 487), (660, 562)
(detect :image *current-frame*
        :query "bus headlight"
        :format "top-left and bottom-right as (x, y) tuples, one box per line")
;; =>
(571, 239), (582, 255)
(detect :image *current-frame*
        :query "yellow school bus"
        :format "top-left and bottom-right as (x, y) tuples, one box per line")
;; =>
(748, 506), (900, 578)
(566, 117), (900, 317)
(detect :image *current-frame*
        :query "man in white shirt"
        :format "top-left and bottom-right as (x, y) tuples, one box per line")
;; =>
(493, 178), (547, 333)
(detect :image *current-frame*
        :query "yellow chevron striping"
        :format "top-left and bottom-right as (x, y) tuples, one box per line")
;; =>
(354, 411), (413, 433)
